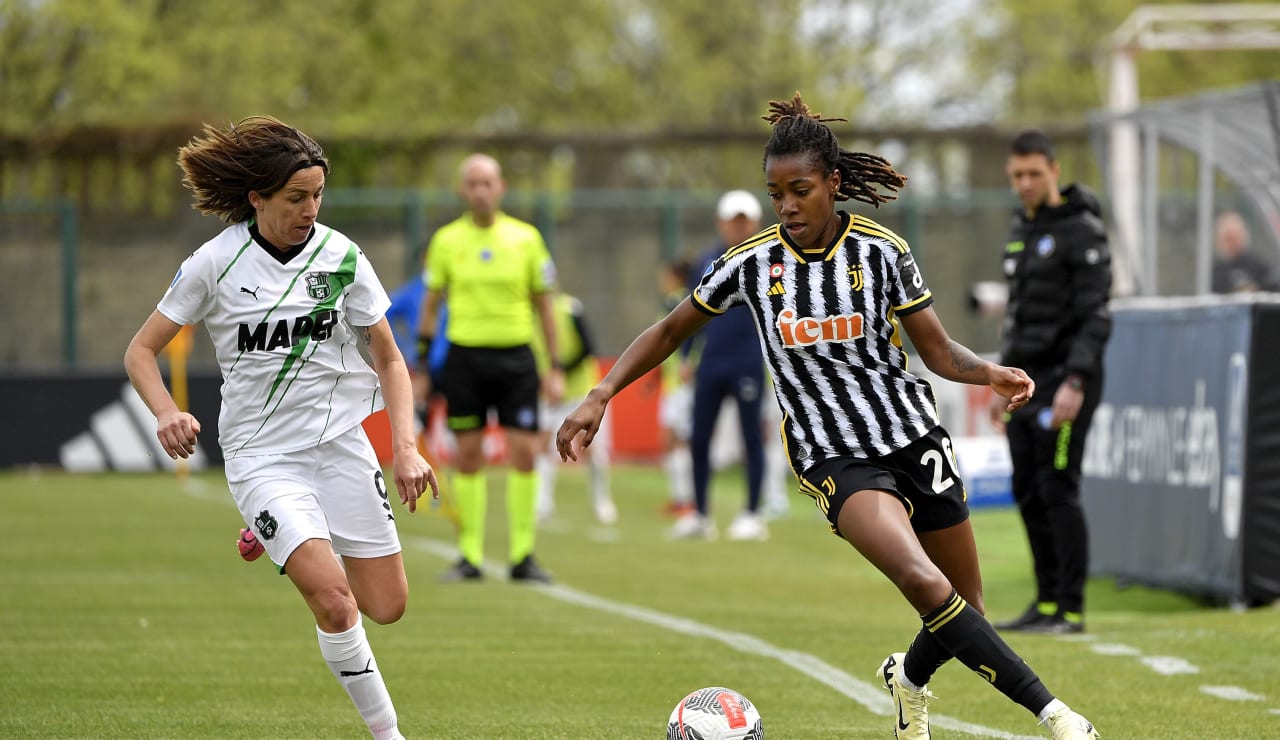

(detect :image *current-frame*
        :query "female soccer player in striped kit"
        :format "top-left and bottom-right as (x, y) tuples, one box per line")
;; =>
(556, 94), (1100, 740)
(125, 117), (436, 740)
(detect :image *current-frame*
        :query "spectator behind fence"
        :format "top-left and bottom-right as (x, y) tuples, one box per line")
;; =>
(556, 93), (1099, 740)
(1212, 210), (1279, 294)
(124, 116), (436, 740)
(991, 129), (1111, 637)
(534, 291), (616, 527)
(657, 258), (696, 518)
(415, 153), (563, 584)
(670, 189), (770, 542)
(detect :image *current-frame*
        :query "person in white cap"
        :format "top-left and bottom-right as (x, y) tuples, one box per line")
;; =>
(668, 189), (778, 541)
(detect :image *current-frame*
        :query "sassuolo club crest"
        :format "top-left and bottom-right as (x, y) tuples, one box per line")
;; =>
(304, 272), (332, 300)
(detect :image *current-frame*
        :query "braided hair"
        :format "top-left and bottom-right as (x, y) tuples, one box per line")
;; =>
(762, 92), (906, 208)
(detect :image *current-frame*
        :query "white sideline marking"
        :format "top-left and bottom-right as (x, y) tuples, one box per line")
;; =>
(175, 487), (1051, 737)
(1200, 686), (1265, 702)
(1141, 656), (1200, 675)
(1090, 643), (1142, 656)
(408, 536), (1042, 740)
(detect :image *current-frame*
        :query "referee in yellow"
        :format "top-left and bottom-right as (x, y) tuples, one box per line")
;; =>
(415, 153), (563, 582)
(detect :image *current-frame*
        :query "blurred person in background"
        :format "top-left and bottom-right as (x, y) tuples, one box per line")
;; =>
(759, 377), (792, 521)
(669, 190), (770, 542)
(657, 258), (696, 518)
(124, 116), (436, 740)
(534, 290), (616, 526)
(557, 93), (1099, 740)
(415, 153), (563, 583)
(992, 129), (1111, 637)
(1212, 210), (1278, 294)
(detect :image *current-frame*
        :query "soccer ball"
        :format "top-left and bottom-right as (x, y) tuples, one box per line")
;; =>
(667, 686), (764, 739)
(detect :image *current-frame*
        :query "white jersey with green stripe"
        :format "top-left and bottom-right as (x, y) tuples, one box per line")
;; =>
(691, 211), (939, 465)
(157, 222), (391, 459)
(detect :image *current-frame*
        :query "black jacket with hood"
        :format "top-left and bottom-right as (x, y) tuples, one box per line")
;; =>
(999, 183), (1112, 379)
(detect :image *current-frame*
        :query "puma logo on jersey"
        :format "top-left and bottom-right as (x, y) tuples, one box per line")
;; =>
(240, 286), (260, 300)
(776, 307), (863, 347)
(238, 309), (340, 352)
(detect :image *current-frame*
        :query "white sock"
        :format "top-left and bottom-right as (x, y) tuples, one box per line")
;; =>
(763, 439), (789, 509)
(665, 447), (692, 504)
(1038, 698), (1067, 722)
(589, 441), (611, 504)
(897, 671), (924, 693)
(536, 453), (556, 516)
(317, 618), (401, 740)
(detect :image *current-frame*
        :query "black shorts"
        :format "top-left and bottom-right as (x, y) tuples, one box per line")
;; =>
(442, 344), (540, 432)
(797, 426), (970, 538)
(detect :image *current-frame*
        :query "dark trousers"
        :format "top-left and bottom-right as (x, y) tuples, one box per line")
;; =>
(690, 363), (765, 516)
(1004, 368), (1102, 615)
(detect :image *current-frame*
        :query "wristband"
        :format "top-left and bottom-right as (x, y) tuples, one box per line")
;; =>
(1065, 375), (1084, 391)
(416, 334), (434, 366)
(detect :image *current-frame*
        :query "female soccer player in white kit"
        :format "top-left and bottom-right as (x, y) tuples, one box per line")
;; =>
(125, 116), (436, 740)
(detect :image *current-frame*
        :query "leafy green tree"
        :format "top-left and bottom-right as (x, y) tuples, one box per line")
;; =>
(974, 0), (1279, 125)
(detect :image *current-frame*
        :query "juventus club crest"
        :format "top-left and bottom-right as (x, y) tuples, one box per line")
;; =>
(848, 263), (864, 291)
(304, 272), (332, 300)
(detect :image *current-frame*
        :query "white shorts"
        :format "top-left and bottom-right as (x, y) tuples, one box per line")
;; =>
(659, 384), (693, 442)
(224, 424), (401, 568)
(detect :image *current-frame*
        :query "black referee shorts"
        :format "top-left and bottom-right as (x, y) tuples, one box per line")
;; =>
(798, 426), (970, 538)
(441, 344), (540, 432)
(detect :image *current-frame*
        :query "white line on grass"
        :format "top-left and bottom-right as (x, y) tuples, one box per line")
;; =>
(408, 536), (1043, 740)
(1089, 643), (1142, 656)
(1141, 656), (1200, 676)
(1199, 686), (1265, 702)
(174, 483), (1045, 738)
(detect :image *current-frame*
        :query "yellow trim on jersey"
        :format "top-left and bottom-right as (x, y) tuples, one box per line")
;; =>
(779, 413), (800, 479)
(722, 226), (781, 261)
(893, 291), (933, 313)
(781, 239), (808, 263)
(851, 214), (910, 254)
(887, 308), (904, 348)
(822, 216), (857, 261)
(925, 593), (968, 632)
(777, 216), (857, 264)
(886, 308), (908, 372)
(691, 290), (725, 315)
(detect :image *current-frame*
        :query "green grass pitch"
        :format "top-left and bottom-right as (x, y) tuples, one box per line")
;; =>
(1, 465), (1276, 738)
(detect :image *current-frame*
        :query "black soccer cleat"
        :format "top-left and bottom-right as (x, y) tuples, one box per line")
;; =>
(994, 603), (1056, 632)
(509, 554), (553, 583)
(439, 557), (484, 582)
(1022, 614), (1085, 635)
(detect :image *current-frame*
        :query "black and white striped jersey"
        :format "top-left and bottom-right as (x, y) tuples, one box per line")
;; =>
(691, 211), (940, 469)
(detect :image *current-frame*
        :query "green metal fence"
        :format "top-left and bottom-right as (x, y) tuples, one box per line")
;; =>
(0, 188), (1076, 370)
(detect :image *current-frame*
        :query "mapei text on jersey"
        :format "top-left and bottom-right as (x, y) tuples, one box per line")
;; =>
(237, 309), (341, 352)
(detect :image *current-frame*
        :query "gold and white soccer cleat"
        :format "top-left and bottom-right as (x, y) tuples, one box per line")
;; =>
(878, 652), (934, 740)
(1043, 706), (1100, 739)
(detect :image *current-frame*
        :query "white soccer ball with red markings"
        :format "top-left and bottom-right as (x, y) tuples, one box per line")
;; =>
(667, 686), (764, 739)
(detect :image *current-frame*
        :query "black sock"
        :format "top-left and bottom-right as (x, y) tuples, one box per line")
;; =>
(903, 626), (951, 688)
(919, 590), (1054, 716)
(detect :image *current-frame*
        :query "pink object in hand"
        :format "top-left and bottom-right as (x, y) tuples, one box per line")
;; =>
(238, 528), (265, 562)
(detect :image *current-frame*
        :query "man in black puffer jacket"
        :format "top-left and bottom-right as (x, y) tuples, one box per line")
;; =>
(992, 129), (1111, 635)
